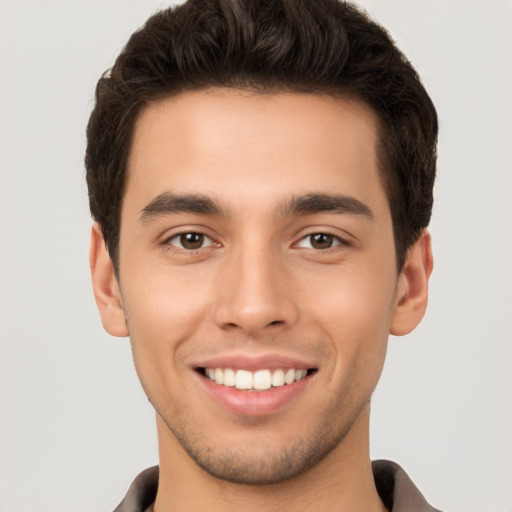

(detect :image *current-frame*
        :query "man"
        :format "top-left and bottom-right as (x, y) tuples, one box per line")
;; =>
(86, 0), (440, 510)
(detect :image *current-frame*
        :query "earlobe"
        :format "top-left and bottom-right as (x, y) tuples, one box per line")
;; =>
(390, 230), (433, 336)
(89, 223), (129, 337)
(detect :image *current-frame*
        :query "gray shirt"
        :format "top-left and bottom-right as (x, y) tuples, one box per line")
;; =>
(114, 460), (443, 512)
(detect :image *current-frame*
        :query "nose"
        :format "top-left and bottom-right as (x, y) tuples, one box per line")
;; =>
(213, 243), (299, 336)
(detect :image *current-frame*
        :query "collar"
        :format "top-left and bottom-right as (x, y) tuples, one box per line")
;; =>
(114, 460), (442, 512)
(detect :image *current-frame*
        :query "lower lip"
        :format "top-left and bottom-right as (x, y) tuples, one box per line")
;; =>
(199, 373), (311, 417)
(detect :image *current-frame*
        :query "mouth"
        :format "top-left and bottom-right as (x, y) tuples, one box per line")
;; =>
(193, 355), (319, 416)
(197, 367), (317, 391)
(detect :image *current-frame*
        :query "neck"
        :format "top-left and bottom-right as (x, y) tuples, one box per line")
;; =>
(153, 405), (386, 512)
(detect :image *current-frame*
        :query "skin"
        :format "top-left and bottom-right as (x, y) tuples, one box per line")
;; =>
(90, 89), (433, 512)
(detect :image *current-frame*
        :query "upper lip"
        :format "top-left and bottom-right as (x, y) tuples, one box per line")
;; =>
(193, 353), (318, 371)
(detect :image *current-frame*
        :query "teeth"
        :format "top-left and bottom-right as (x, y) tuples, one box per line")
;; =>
(203, 367), (309, 390)
(223, 368), (236, 387)
(271, 369), (285, 387)
(296, 369), (307, 380)
(285, 369), (296, 384)
(214, 367), (223, 385)
(253, 369), (272, 390)
(235, 369), (253, 390)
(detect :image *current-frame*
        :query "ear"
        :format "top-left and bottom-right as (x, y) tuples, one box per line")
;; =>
(89, 222), (129, 337)
(390, 230), (434, 336)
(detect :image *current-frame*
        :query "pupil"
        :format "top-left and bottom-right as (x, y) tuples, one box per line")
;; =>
(181, 233), (204, 249)
(311, 233), (333, 249)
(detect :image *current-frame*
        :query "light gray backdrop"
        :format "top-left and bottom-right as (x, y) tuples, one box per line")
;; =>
(1, 1), (511, 511)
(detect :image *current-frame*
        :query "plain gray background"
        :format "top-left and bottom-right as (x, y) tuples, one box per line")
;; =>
(1, 1), (511, 511)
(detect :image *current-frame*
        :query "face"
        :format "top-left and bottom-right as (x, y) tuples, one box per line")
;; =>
(92, 89), (430, 485)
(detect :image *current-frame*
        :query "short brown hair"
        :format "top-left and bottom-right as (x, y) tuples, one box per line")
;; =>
(85, 0), (438, 272)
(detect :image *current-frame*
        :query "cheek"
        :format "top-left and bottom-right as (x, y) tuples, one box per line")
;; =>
(299, 258), (396, 375)
(311, 289), (391, 413)
(301, 257), (397, 329)
(123, 260), (212, 332)
(120, 264), (213, 384)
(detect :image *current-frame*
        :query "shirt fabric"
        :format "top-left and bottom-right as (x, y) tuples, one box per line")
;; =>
(113, 459), (443, 511)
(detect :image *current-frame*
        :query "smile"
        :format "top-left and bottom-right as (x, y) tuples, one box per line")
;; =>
(200, 367), (312, 391)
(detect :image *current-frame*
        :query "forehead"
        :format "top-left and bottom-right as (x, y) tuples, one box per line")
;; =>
(125, 89), (385, 217)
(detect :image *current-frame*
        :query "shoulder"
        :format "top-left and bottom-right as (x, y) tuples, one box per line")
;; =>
(372, 460), (444, 512)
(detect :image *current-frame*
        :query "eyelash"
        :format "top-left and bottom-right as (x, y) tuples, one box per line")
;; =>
(163, 231), (217, 252)
(294, 231), (351, 251)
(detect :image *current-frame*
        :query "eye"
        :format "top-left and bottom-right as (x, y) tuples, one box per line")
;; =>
(166, 232), (215, 250)
(296, 233), (344, 250)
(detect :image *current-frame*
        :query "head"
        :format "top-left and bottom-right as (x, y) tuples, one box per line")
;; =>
(85, 0), (437, 274)
(87, 0), (437, 489)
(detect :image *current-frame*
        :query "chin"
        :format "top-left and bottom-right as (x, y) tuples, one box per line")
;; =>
(163, 411), (354, 485)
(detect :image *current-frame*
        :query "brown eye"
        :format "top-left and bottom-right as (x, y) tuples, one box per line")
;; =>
(310, 233), (334, 249)
(167, 232), (213, 250)
(180, 233), (204, 249)
(296, 232), (343, 250)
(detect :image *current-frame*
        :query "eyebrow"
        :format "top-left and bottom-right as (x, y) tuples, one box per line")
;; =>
(139, 192), (227, 224)
(279, 193), (374, 219)
(138, 191), (373, 225)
